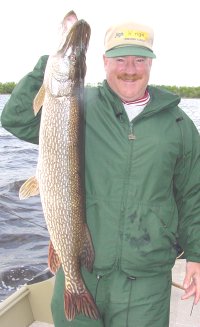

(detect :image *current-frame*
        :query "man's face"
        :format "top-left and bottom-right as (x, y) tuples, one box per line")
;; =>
(103, 55), (152, 101)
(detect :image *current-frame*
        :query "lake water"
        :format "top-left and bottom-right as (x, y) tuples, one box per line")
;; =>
(0, 94), (200, 302)
(0, 95), (48, 302)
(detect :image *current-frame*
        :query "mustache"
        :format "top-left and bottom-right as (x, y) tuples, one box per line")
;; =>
(117, 74), (142, 81)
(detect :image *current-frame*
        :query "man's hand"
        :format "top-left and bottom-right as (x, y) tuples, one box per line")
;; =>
(181, 261), (200, 304)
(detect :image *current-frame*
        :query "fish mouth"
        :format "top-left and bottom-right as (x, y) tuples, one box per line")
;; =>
(58, 19), (91, 82)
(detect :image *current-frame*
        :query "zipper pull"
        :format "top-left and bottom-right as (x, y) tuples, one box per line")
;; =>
(128, 123), (136, 140)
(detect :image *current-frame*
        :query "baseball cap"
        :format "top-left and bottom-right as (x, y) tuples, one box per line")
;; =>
(104, 21), (156, 58)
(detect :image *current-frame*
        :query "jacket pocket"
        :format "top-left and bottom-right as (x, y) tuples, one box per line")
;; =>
(121, 203), (178, 272)
(152, 204), (178, 247)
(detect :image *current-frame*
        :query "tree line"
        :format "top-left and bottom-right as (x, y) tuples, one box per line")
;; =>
(0, 82), (16, 94)
(154, 85), (200, 99)
(0, 82), (200, 98)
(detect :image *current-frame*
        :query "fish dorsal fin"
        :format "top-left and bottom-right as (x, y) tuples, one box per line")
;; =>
(33, 84), (46, 115)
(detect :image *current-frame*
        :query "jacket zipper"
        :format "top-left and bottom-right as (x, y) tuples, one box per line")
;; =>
(116, 120), (136, 270)
(128, 122), (136, 140)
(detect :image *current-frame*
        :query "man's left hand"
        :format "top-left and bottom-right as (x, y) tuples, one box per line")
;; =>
(181, 261), (200, 304)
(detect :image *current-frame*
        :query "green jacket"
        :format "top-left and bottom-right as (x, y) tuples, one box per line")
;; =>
(2, 56), (200, 277)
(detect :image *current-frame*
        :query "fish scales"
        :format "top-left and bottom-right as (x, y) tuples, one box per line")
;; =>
(39, 94), (85, 269)
(19, 11), (99, 321)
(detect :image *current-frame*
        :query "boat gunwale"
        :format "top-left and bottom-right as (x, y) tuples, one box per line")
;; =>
(0, 285), (30, 316)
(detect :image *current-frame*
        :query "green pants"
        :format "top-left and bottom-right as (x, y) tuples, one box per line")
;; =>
(51, 268), (171, 327)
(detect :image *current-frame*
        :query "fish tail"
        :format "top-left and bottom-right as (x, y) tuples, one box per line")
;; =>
(64, 288), (100, 320)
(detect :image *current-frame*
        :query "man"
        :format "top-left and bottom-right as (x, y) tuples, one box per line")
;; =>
(1, 20), (200, 327)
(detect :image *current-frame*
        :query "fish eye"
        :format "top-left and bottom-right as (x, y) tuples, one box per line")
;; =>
(69, 54), (76, 62)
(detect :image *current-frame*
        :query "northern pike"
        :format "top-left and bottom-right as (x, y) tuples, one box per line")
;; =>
(19, 11), (99, 321)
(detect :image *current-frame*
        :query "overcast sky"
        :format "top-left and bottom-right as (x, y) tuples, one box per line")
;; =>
(1, 0), (199, 86)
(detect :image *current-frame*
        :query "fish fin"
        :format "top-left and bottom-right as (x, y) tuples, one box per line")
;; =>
(64, 289), (100, 320)
(48, 240), (61, 274)
(33, 84), (46, 115)
(19, 176), (39, 200)
(80, 224), (95, 272)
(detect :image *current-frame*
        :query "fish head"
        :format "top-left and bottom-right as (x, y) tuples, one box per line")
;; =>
(45, 18), (91, 97)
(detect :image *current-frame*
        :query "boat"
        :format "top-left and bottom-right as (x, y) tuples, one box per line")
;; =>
(0, 259), (200, 327)
(0, 269), (55, 327)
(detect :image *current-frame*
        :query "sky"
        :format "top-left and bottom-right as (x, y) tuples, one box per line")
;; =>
(0, 0), (199, 86)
